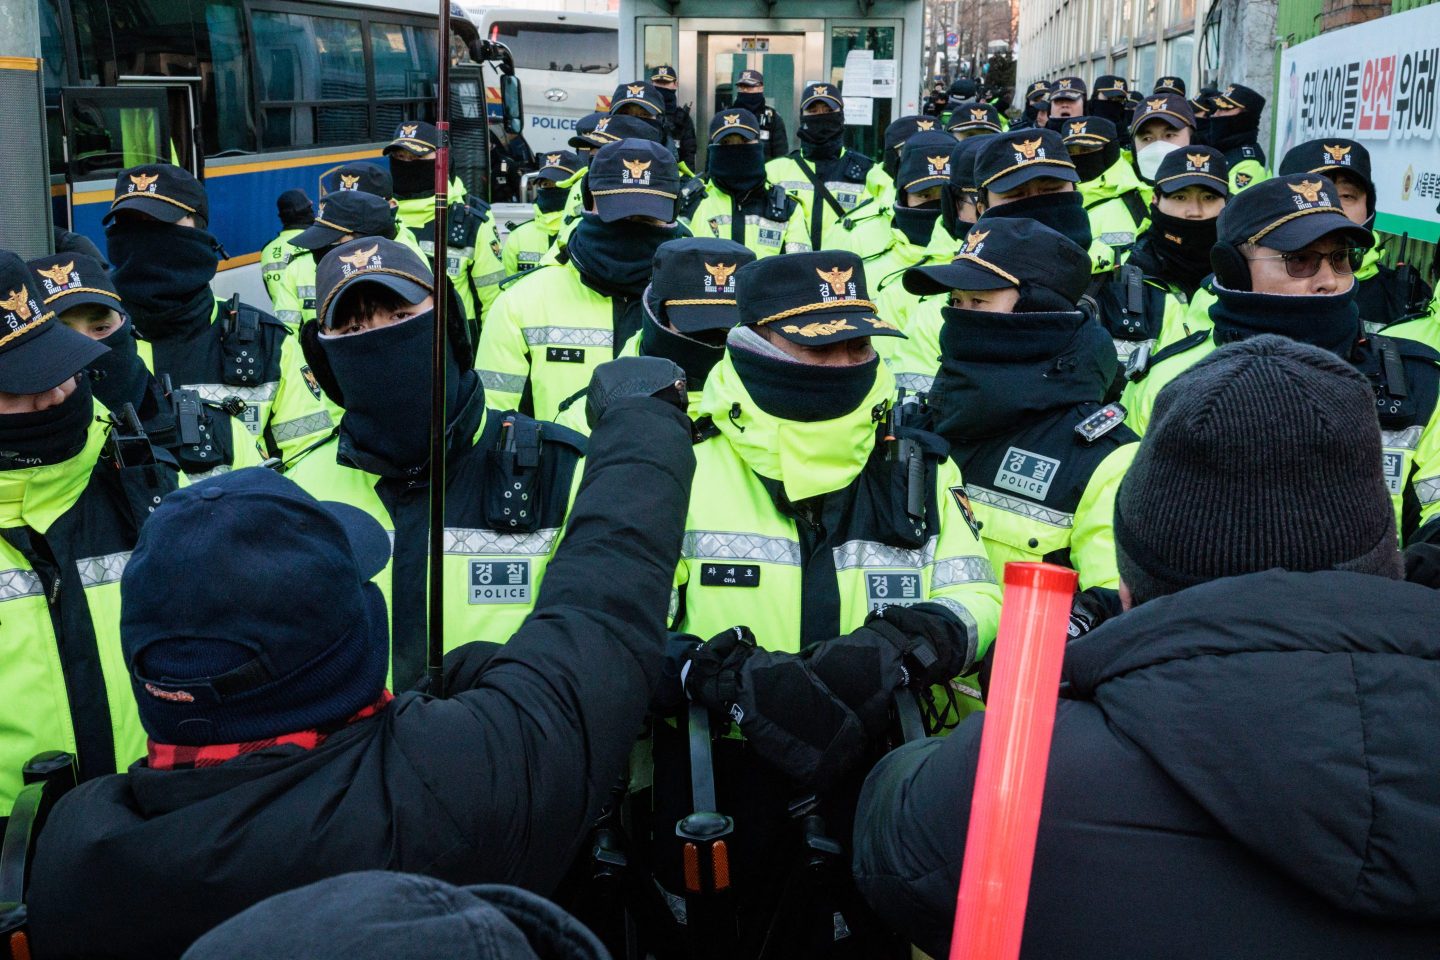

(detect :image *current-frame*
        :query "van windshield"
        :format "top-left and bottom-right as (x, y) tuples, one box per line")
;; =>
(488, 21), (617, 74)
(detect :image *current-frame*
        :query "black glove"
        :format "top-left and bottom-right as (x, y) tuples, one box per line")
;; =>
(680, 625), (756, 713)
(865, 601), (976, 685)
(1068, 586), (1123, 639)
(585, 356), (687, 429)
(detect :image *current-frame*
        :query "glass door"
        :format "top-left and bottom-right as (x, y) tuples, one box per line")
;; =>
(698, 33), (807, 171)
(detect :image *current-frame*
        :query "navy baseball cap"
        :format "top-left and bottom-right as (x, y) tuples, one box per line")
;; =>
(122, 467), (392, 745)
(1130, 94), (1196, 135)
(975, 129), (1079, 194)
(898, 133), (958, 196)
(610, 80), (664, 118)
(885, 116), (941, 154)
(568, 112), (610, 150)
(384, 120), (441, 157)
(587, 139), (679, 223)
(1280, 138), (1373, 189)
(1060, 116), (1117, 149)
(1214, 83), (1266, 114)
(316, 237), (433, 330)
(1217, 173), (1373, 253)
(1153, 146), (1229, 196)
(29, 252), (127, 319)
(650, 64), (677, 83)
(710, 108), (762, 143)
(1050, 76), (1087, 101)
(324, 162), (394, 201)
(1024, 80), (1053, 103)
(295, 191), (397, 251)
(105, 163), (209, 227)
(949, 135), (994, 192)
(737, 69), (764, 87)
(904, 219), (1091, 304)
(1155, 76), (1187, 96)
(536, 150), (581, 182)
(277, 189), (314, 226)
(0, 250), (106, 394)
(947, 101), (1002, 135)
(737, 250), (904, 346)
(1093, 75), (1130, 100)
(587, 113), (663, 146)
(647, 237), (755, 333)
(801, 82), (843, 112)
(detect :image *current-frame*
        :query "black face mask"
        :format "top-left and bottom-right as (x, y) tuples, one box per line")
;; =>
(735, 92), (767, 114)
(798, 112), (846, 161)
(1204, 113), (1260, 151)
(657, 87), (678, 110)
(1145, 207), (1218, 293)
(107, 221), (221, 338)
(981, 191), (1093, 251)
(567, 213), (678, 297)
(0, 375), (95, 470)
(87, 319), (151, 413)
(1088, 99), (1130, 136)
(640, 308), (724, 389)
(1209, 283), (1361, 358)
(708, 142), (766, 195)
(729, 343), (879, 422)
(320, 309), (462, 477)
(1071, 142), (1121, 183)
(892, 201), (941, 246)
(535, 186), (569, 214)
(390, 157), (436, 199)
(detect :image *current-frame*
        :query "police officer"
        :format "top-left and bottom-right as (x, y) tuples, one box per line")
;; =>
(907, 218), (1136, 591)
(1131, 93), (1198, 184)
(104, 163), (336, 474)
(327, 162), (427, 250)
(1010, 79), (1052, 131)
(1154, 75), (1187, 97)
(686, 109), (808, 258)
(478, 139), (687, 420)
(1086, 75), (1133, 153)
(649, 64), (698, 170)
(568, 111), (611, 163)
(1048, 76), (1088, 121)
(1122, 173), (1440, 542)
(767, 82), (882, 250)
(1094, 145), (1228, 366)
(733, 69), (789, 161)
(384, 120), (506, 326)
(1061, 116), (1151, 257)
(636, 249), (1001, 958)
(262, 189), (313, 306)
(554, 237), (756, 431)
(501, 150), (580, 275)
(875, 115), (944, 209)
(0, 248), (176, 813)
(609, 79), (670, 145)
(558, 113), (675, 247)
(1202, 84), (1270, 192)
(1280, 138), (1433, 336)
(284, 237), (584, 686)
(946, 101), (1004, 140)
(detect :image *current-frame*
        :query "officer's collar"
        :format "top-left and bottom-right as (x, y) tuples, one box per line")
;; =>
(0, 410), (108, 532)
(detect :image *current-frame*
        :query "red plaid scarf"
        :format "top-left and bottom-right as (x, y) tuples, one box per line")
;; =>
(146, 691), (394, 771)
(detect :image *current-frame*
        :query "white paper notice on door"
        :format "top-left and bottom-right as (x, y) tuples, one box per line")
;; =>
(842, 49), (874, 92)
(872, 59), (896, 96)
(843, 96), (874, 125)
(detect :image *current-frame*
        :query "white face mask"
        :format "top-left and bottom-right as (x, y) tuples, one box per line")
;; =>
(1136, 140), (1180, 182)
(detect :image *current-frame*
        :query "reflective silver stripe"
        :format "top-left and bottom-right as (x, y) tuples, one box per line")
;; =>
(472, 270), (505, 287)
(296, 285), (316, 299)
(966, 484), (1075, 528)
(773, 180), (811, 192)
(189, 382), (279, 404)
(1099, 231), (1135, 246)
(894, 372), (936, 394)
(76, 551), (131, 588)
(186, 464), (233, 482)
(524, 326), (613, 348)
(445, 526), (560, 556)
(1416, 476), (1440, 506)
(927, 596), (979, 653)
(823, 181), (863, 209)
(1363, 320), (1386, 336)
(419, 240), (436, 256)
(270, 410), (335, 443)
(0, 568), (43, 602)
(783, 241), (813, 253)
(260, 260), (286, 274)
(931, 556), (997, 588)
(479, 370), (529, 394)
(275, 310), (303, 325)
(1382, 426), (1424, 451)
(1113, 338), (1154, 364)
(683, 530), (802, 566)
(833, 537), (937, 571)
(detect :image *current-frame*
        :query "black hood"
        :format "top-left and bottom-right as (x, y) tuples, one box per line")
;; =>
(1064, 569), (1440, 921)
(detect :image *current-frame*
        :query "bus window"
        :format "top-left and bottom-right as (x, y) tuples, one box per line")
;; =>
(62, 87), (171, 179)
(201, 0), (257, 155)
(370, 22), (437, 135)
(109, 0), (196, 78)
(486, 21), (617, 74)
(251, 9), (369, 149)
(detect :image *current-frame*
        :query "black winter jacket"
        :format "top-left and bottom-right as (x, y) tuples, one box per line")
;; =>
(26, 397), (696, 960)
(853, 570), (1440, 959)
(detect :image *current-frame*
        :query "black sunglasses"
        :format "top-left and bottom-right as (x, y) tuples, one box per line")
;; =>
(1246, 247), (1362, 279)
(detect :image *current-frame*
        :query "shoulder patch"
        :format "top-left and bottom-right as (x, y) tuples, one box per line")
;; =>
(995, 447), (1061, 501)
(1074, 403), (1127, 443)
(948, 485), (981, 539)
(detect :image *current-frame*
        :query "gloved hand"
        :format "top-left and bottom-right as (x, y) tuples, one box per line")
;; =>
(864, 602), (975, 686)
(680, 626), (756, 713)
(1068, 586), (1123, 639)
(585, 356), (687, 429)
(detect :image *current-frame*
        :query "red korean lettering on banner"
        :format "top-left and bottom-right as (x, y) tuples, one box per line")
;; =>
(1359, 55), (1396, 132)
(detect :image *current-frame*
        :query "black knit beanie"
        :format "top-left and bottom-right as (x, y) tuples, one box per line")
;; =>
(1115, 335), (1402, 605)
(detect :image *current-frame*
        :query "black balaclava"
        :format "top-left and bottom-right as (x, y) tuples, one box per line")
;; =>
(107, 221), (221, 338)
(320, 308), (466, 478)
(1145, 208), (1219, 293)
(729, 335), (879, 422)
(708, 142), (767, 195)
(390, 157), (437, 200)
(981, 191), (1093, 252)
(639, 302), (725, 390)
(1205, 112), (1261, 153)
(798, 112), (846, 162)
(0, 375), (95, 470)
(535, 186), (569, 214)
(735, 91), (767, 114)
(893, 200), (942, 247)
(87, 319), (151, 412)
(657, 87), (678, 111)
(567, 212), (679, 298)
(1071, 141), (1122, 183)
(1209, 282), (1361, 359)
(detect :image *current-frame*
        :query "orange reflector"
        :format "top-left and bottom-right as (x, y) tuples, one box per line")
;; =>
(682, 842), (701, 893)
(712, 839), (731, 891)
(11, 930), (32, 960)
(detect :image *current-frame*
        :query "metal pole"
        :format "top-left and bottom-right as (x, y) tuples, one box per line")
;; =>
(427, 0), (453, 698)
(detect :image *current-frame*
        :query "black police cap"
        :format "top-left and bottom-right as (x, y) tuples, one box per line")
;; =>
(1217, 173), (1373, 253)
(1215, 83), (1266, 114)
(569, 112), (609, 150)
(1153, 145), (1229, 196)
(587, 139), (679, 223)
(897, 132), (959, 196)
(277, 189), (314, 222)
(801, 83), (843, 112)
(315, 237), (433, 330)
(947, 101), (1002, 134)
(29, 252), (126, 319)
(949, 135), (995, 191)
(0, 249), (106, 394)
(1024, 80), (1053, 103)
(974, 128), (1078, 194)
(1093, 75), (1130, 100)
(885, 116), (943, 155)
(384, 120), (441, 157)
(610, 80), (664, 118)
(589, 113), (665, 146)
(904, 218), (1090, 305)
(709, 108), (762, 144)
(1129, 93), (1196, 135)
(330, 163), (394, 201)
(535, 150), (581, 182)
(737, 250), (904, 347)
(1059, 116), (1118, 149)
(106, 163), (209, 227)
(1279, 138), (1373, 190)
(1155, 76), (1187, 96)
(295, 191), (397, 251)
(1050, 76), (1087, 101)
(650, 64), (677, 83)
(647, 237), (755, 333)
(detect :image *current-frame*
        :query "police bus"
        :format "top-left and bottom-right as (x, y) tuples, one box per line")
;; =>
(39, 0), (521, 303)
(472, 8), (619, 155)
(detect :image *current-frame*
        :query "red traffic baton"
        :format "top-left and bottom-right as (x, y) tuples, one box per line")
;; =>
(950, 562), (1078, 960)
